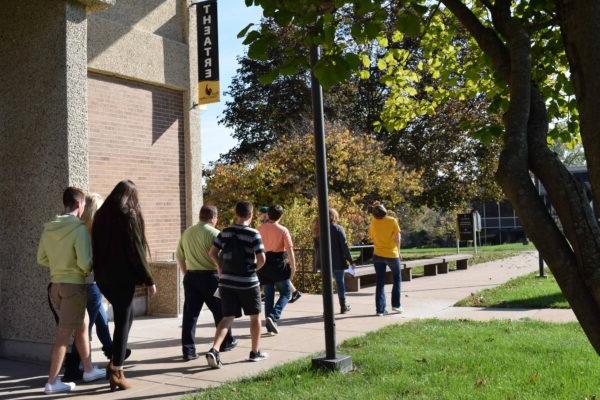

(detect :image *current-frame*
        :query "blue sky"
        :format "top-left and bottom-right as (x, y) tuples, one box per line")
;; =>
(200, 1), (263, 165)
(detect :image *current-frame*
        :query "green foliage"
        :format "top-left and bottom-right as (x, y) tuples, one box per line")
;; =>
(220, 20), (387, 163)
(397, 206), (457, 248)
(204, 128), (422, 248)
(223, 19), (502, 208)
(187, 320), (599, 399)
(241, 1), (581, 145)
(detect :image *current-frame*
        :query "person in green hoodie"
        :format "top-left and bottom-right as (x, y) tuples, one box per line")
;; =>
(37, 187), (106, 395)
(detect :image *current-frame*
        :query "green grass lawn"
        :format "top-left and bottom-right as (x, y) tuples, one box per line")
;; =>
(186, 319), (598, 400)
(455, 270), (569, 309)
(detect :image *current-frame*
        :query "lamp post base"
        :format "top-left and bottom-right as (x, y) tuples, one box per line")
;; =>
(311, 354), (353, 373)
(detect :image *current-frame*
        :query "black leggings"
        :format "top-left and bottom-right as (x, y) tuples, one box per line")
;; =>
(97, 283), (135, 367)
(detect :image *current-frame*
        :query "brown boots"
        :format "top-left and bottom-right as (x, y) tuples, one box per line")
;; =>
(106, 362), (132, 391)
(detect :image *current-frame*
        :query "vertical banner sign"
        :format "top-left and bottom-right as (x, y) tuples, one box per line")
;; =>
(197, 0), (220, 104)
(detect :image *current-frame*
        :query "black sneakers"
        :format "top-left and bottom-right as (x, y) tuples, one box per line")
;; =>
(248, 350), (269, 362)
(205, 348), (222, 369)
(340, 304), (351, 314)
(265, 316), (279, 334)
(219, 337), (239, 352)
(183, 353), (199, 361)
(289, 290), (302, 303)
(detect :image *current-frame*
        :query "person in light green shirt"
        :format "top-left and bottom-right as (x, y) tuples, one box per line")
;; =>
(176, 215), (220, 272)
(177, 205), (237, 360)
(37, 214), (92, 284)
(37, 187), (105, 394)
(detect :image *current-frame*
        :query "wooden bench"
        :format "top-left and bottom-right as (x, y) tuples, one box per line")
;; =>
(345, 257), (446, 291)
(344, 265), (383, 292)
(441, 254), (473, 270)
(402, 258), (445, 280)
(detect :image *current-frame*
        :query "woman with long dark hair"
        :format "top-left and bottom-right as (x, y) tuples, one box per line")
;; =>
(92, 180), (156, 391)
(313, 208), (354, 314)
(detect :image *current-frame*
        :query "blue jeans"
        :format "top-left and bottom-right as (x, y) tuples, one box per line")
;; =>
(264, 279), (292, 322)
(374, 257), (401, 314)
(87, 283), (113, 351)
(333, 270), (346, 304)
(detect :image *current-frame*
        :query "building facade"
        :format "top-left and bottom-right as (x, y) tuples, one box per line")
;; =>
(0, 0), (201, 360)
(472, 166), (591, 245)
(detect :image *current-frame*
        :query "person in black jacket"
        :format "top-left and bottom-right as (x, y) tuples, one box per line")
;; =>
(313, 208), (354, 314)
(92, 180), (156, 391)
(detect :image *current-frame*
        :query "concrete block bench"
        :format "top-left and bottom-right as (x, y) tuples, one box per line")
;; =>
(345, 257), (447, 291)
(403, 258), (446, 280)
(442, 254), (473, 270)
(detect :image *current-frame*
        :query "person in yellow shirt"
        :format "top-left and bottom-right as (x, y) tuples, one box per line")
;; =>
(368, 204), (402, 316)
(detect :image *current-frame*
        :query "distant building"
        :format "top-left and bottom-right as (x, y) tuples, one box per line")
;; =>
(472, 166), (590, 245)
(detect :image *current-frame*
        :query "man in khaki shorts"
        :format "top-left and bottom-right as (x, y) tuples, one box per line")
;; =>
(37, 187), (105, 394)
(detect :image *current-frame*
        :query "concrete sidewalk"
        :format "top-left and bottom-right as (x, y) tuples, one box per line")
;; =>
(0, 251), (575, 399)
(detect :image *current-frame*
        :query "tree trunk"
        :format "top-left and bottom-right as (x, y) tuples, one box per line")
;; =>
(444, 0), (600, 354)
(526, 85), (600, 354)
(556, 1), (600, 215)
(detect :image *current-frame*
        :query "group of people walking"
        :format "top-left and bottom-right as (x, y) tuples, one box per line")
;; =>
(38, 181), (154, 394)
(37, 181), (402, 394)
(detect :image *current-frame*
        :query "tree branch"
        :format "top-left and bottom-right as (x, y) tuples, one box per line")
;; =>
(441, 0), (510, 81)
(525, 16), (558, 34)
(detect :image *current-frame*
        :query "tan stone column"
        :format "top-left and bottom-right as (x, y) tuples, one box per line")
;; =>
(0, 0), (93, 361)
(183, 0), (203, 227)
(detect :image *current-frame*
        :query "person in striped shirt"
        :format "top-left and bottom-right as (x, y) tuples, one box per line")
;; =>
(205, 201), (268, 367)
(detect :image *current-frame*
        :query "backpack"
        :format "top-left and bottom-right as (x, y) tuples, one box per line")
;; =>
(258, 251), (290, 284)
(221, 233), (251, 275)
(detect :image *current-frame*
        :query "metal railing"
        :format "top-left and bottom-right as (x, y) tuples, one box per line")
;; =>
(150, 246), (376, 292)
(293, 245), (375, 292)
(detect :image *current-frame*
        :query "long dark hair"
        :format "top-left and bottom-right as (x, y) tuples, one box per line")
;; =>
(94, 180), (149, 254)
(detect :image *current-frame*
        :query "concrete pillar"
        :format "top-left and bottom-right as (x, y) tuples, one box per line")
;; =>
(0, 0), (89, 361)
(183, 0), (202, 226)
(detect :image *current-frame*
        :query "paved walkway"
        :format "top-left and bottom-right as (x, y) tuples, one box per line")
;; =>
(0, 252), (576, 399)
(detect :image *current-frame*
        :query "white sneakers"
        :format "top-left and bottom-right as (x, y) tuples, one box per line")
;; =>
(377, 306), (404, 316)
(44, 378), (76, 394)
(44, 366), (105, 395)
(83, 366), (106, 382)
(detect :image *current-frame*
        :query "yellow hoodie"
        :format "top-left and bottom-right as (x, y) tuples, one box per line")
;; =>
(37, 214), (92, 284)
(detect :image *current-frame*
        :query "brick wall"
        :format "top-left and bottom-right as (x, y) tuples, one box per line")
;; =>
(88, 73), (185, 258)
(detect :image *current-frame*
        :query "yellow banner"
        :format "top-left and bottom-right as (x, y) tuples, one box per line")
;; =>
(199, 80), (220, 105)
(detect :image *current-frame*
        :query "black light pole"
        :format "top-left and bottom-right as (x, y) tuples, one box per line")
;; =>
(309, 45), (352, 373)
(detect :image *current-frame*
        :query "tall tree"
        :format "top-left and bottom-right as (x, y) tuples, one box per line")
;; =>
(223, 19), (500, 208)
(220, 20), (386, 163)
(204, 128), (422, 246)
(240, 0), (600, 353)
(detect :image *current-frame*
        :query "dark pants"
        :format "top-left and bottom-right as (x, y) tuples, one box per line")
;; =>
(97, 283), (135, 367)
(181, 271), (233, 356)
(87, 283), (113, 352)
(373, 257), (401, 314)
(333, 269), (346, 305)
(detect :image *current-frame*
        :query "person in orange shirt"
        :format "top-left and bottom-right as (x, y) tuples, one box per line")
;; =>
(258, 206), (302, 303)
(257, 205), (296, 334)
(368, 204), (402, 316)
